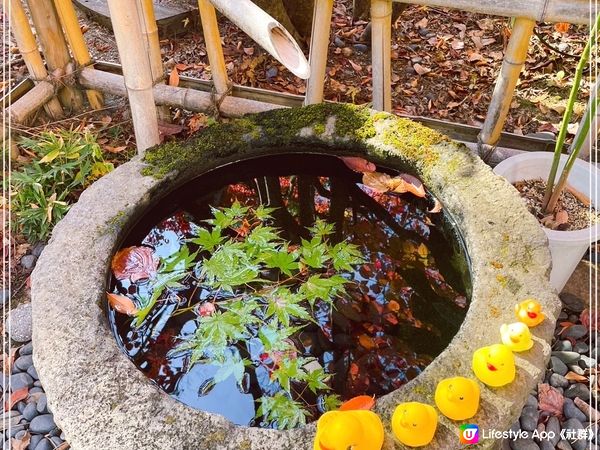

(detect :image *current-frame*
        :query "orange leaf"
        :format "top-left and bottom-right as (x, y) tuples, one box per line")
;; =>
(388, 300), (400, 312)
(554, 22), (570, 33)
(107, 293), (139, 316)
(362, 172), (392, 193)
(169, 67), (180, 87)
(5, 387), (28, 412)
(358, 334), (376, 350)
(565, 371), (588, 382)
(340, 156), (376, 173)
(390, 173), (426, 198)
(175, 63), (190, 71)
(340, 395), (375, 411)
(413, 63), (431, 75)
(11, 431), (31, 450)
(111, 246), (158, 282)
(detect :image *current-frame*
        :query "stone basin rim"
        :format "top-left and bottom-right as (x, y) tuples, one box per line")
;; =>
(31, 104), (560, 450)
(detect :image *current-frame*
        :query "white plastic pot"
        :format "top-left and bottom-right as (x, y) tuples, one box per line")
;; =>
(494, 151), (599, 292)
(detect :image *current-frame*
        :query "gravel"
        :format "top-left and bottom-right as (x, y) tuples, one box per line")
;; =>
(11, 373), (34, 391)
(550, 356), (568, 376)
(14, 354), (33, 371)
(23, 402), (38, 421)
(29, 414), (57, 434)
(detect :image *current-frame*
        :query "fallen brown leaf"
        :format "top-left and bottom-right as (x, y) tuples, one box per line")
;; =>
(103, 145), (127, 154)
(340, 156), (376, 173)
(413, 63), (431, 76)
(5, 387), (28, 412)
(565, 371), (588, 382)
(169, 67), (180, 87)
(555, 23), (570, 33)
(11, 431), (30, 450)
(111, 246), (159, 282)
(538, 383), (564, 416)
(107, 293), (139, 316)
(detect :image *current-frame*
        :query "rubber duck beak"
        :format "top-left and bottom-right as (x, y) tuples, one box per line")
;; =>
(487, 363), (497, 371)
(527, 312), (537, 319)
(510, 334), (520, 344)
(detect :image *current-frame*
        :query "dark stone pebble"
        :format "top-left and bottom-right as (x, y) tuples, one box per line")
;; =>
(34, 438), (54, 450)
(562, 418), (586, 450)
(16, 401), (26, 414)
(565, 383), (591, 402)
(520, 405), (539, 432)
(265, 67), (278, 79)
(353, 43), (368, 53)
(573, 342), (589, 354)
(33, 380), (42, 387)
(555, 340), (573, 351)
(418, 27), (430, 37)
(539, 441), (554, 450)
(14, 355), (33, 371)
(556, 440), (573, 450)
(23, 401), (38, 421)
(29, 434), (42, 449)
(550, 373), (569, 388)
(558, 311), (569, 320)
(546, 416), (561, 446)
(333, 36), (345, 47)
(560, 293), (586, 312)
(20, 254), (37, 270)
(50, 436), (64, 446)
(36, 394), (48, 414)
(29, 414), (56, 434)
(564, 325), (588, 340)
(525, 394), (538, 409)
(11, 373), (34, 391)
(510, 439), (540, 450)
(15, 430), (26, 440)
(551, 356), (568, 375)
(30, 387), (43, 393)
(20, 342), (33, 356)
(552, 351), (581, 364)
(564, 398), (587, 422)
(31, 242), (46, 258)
(27, 365), (38, 380)
(568, 314), (579, 323)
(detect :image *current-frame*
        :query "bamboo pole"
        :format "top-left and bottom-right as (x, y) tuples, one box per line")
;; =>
(304, 0), (334, 105)
(393, 0), (590, 25)
(207, 0), (310, 79)
(25, 0), (83, 111)
(570, 79), (599, 161)
(371, 0), (392, 111)
(9, 0), (63, 119)
(479, 18), (535, 150)
(138, 0), (171, 121)
(197, 0), (229, 95)
(53, 0), (104, 109)
(8, 81), (56, 124)
(106, 0), (160, 152)
(79, 68), (283, 116)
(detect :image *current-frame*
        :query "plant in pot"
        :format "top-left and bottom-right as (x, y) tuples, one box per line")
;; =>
(494, 14), (600, 292)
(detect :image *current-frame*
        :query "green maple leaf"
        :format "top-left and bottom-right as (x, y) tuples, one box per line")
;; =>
(190, 226), (224, 252)
(300, 274), (348, 304)
(261, 246), (299, 277)
(257, 392), (309, 430)
(265, 288), (310, 326)
(329, 241), (363, 271)
(300, 237), (330, 269)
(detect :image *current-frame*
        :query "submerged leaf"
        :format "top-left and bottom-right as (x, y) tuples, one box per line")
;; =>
(107, 292), (139, 316)
(340, 156), (376, 173)
(362, 172), (426, 197)
(111, 246), (159, 282)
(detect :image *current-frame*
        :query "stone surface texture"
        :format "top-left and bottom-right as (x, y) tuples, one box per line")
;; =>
(31, 104), (560, 450)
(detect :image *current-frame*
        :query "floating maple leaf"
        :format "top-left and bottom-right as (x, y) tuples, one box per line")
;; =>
(107, 292), (139, 316)
(111, 246), (159, 282)
(340, 395), (375, 411)
(362, 172), (426, 197)
(538, 383), (564, 416)
(340, 156), (376, 173)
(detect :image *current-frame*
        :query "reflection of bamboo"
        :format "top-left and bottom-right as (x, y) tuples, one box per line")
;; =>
(371, 0), (392, 111)
(479, 18), (535, 149)
(197, 0), (229, 95)
(106, 0), (160, 152)
(53, 0), (104, 109)
(298, 177), (315, 227)
(9, 0), (63, 119)
(304, 0), (334, 105)
(26, 0), (83, 111)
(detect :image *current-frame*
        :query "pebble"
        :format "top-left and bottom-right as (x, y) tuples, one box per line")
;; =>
(417, 27), (430, 37)
(11, 373), (34, 391)
(568, 364), (585, 375)
(550, 373), (569, 388)
(559, 293), (585, 312)
(558, 311), (569, 320)
(23, 401), (38, 421)
(29, 414), (56, 434)
(15, 430), (26, 440)
(265, 67), (278, 79)
(353, 43), (368, 53)
(34, 438), (54, 450)
(555, 340), (573, 351)
(579, 355), (596, 369)
(29, 434), (42, 449)
(550, 356), (568, 375)
(510, 439), (540, 450)
(30, 387), (43, 393)
(552, 351), (581, 364)
(407, 43), (420, 51)
(564, 325), (587, 340)
(563, 418), (587, 450)
(31, 242), (46, 258)
(27, 365), (38, 380)
(546, 416), (561, 446)
(565, 383), (591, 402)
(20, 342), (33, 355)
(563, 398), (587, 422)
(525, 394), (538, 409)
(333, 36), (345, 47)
(20, 254), (37, 270)
(520, 405), (539, 432)
(50, 436), (64, 447)
(14, 354), (33, 371)
(36, 394), (48, 414)
(573, 342), (588, 354)
(556, 440), (573, 450)
(16, 401), (26, 414)
(558, 42), (570, 53)
(8, 303), (32, 343)
(341, 47), (353, 57)
(539, 441), (555, 450)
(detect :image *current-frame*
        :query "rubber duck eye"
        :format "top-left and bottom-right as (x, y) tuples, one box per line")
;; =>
(413, 424), (417, 427)
(459, 396), (464, 400)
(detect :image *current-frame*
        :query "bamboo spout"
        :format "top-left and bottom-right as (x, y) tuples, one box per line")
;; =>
(207, 0), (310, 79)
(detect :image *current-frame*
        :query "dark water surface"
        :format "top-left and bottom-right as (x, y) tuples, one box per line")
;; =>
(108, 153), (471, 428)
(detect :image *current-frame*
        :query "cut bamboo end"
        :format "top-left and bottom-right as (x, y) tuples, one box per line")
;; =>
(304, 0), (334, 105)
(208, 0), (310, 79)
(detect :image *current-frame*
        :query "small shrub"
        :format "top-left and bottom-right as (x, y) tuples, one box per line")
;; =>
(11, 129), (113, 241)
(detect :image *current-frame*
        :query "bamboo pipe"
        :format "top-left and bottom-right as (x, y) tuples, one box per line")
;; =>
(53, 0), (104, 110)
(371, 0), (392, 111)
(79, 67), (283, 116)
(8, 81), (56, 124)
(479, 18), (535, 148)
(197, 0), (229, 94)
(106, 0), (160, 152)
(393, 0), (590, 25)
(9, 0), (63, 119)
(138, 0), (171, 121)
(25, 0), (83, 111)
(304, 0), (334, 105)
(207, 0), (310, 79)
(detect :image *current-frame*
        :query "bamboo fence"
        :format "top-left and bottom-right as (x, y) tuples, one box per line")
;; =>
(6, 0), (595, 155)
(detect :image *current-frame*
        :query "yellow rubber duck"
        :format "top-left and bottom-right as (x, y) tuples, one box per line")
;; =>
(515, 299), (545, 327)
(392, 402), (437, 447)
(472, 344), (516, 387)
(313, 410), (384, 450)
(501, 322), (534, 352)
(434, 377), (480, 421)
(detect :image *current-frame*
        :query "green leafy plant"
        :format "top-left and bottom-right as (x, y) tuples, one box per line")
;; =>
(143, 203), (361, 428)
(543, 13), (600, 213)
(11, 129), (114, 241)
